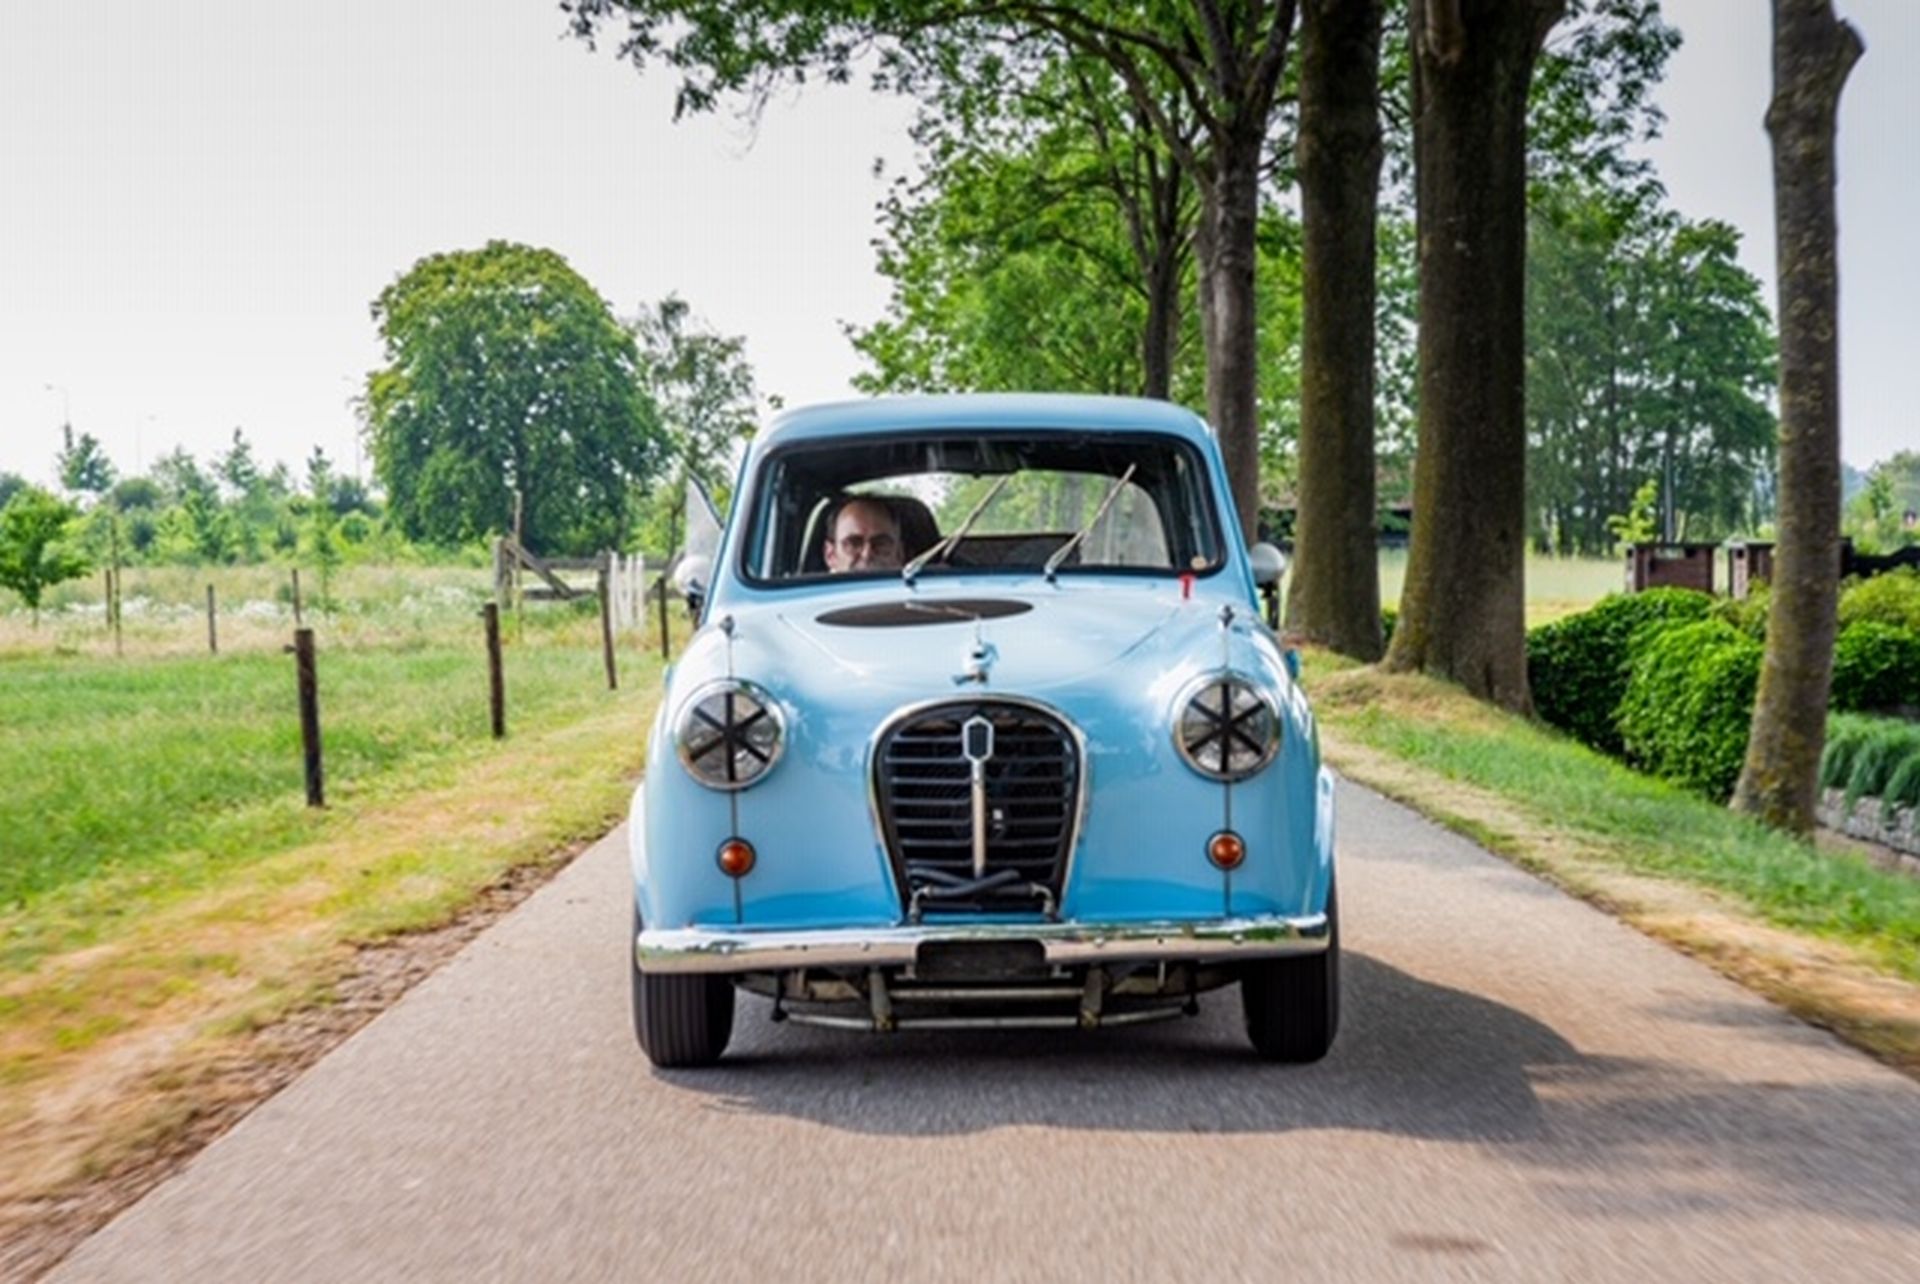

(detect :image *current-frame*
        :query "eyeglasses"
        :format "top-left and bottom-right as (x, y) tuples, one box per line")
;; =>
(835, 532), (898, 556)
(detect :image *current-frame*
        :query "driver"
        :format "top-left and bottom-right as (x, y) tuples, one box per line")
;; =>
(823, 497), (902, 572)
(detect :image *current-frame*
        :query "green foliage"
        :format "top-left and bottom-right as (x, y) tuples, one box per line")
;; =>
(1528, 187), (1777, 556)
(1709, 581), (1771, 639)
(1839, 567), (1920, 633)
(1818, 714), (1879, 790)
(1616, 618), (1762, 800)
(1843, 452), (1920, 553)
(0, 472), (25, 510)
(0, 487), (91, 623)
(1526, 588), (1713, 755)
(1604, 477), (1660, 550)
(1887, 753), (1920, 810)
(1829, 620), (1920, 713)
(1841, 721), (1920, 806)
(365, 241), (664, 554)
(55, 426), (116, 497)
(628, 294), (762, 555)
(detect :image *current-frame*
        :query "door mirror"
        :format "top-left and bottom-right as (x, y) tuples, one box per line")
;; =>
(1248, 542), (1289, 587)
(672, 553), (712, 613)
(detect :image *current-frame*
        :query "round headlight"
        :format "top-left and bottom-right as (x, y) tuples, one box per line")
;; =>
(675, 680), (785, 790)
(1174, 674), (1280, 782)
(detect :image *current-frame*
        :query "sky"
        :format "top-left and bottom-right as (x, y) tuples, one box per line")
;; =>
(0, 0), (1912, 489)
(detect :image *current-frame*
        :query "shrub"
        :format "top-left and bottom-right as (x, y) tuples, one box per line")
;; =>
(1844, 722), (1920, 804)
(1839, 567), (1920, 634)
(1820, 714), (1880, 790)
(1527, 588), (1714, 755)
(1710, 582), (1770, 640)
(1886, 753), (1920, 810)
(1616, 618), (1764, 801)
(1380, 606), (1397, 648)
(1829, 620), (1920, 713)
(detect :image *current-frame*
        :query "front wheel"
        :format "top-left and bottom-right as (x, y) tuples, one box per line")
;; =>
(1240, 880), (1340, 1062)
(630, 908), (734, 1068)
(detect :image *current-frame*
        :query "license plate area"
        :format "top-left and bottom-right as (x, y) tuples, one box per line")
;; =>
(913, 939), (1050, 982)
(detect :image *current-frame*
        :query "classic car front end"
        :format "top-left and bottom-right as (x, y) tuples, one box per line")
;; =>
(630, 395), (1338, 1066)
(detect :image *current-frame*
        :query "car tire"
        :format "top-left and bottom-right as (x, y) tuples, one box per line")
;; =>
(630, 908), (735, 1068)
(1240, 879), (1340, 1063)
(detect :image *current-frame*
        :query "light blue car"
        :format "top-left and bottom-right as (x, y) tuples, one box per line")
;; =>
(630, 394), (1337, 1066)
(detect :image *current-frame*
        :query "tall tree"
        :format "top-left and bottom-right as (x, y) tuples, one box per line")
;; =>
(563, 0), (1301, 542)
(1289, 0), (1385, 659)
(1384, 0), (1564, 711)
(1733, 0), (1863, 833)
(365, 241), (663, 553)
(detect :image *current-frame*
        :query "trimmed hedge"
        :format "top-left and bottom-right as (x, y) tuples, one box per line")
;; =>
(1526, 588), (1713, 755)
(1830, 619), (1920, 713)
(1839, 567), (1920, 634)
(1616, 618), (1764, 801)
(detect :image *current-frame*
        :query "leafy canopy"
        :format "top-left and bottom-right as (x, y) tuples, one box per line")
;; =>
(364, 241), (663, 554)
(0, 486), (91, 621)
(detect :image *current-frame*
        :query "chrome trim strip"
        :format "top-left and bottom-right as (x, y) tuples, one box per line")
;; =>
(635, 911), (1329, 974)
(864, 693), (1092, 913)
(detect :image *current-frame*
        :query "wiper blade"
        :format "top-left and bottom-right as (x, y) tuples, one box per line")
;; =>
(1044, 464), (1137, 581)
(903, 473), (1014, 584)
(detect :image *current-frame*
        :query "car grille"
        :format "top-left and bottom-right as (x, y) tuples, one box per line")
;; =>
(874, 701), (1081, 917)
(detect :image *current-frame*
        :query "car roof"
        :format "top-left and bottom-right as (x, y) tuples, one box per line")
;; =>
(756, 393), (1215, 450)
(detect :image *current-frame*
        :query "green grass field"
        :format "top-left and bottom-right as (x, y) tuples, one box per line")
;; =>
(1374, 549), (1623, 626)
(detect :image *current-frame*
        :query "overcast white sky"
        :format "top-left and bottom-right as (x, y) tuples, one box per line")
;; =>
(0, 0), (1912, 487)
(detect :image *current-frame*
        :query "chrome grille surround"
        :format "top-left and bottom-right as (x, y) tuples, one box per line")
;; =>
(870, 697), (1085, 917)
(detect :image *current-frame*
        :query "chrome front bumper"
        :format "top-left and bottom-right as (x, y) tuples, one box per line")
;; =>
(635, 912), (1330, 975)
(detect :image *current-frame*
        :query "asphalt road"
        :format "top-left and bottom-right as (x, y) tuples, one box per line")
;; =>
(52, 780), (1920, 1282)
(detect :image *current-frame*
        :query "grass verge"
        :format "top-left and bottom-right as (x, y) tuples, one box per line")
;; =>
(0, 625), (672, 1246)
(1303, 650), (1920, 1074)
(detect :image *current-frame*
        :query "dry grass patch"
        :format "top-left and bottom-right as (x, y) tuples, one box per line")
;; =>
(0, 683), (660, 1275)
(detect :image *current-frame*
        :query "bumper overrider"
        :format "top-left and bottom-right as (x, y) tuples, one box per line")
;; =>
(636, 911), (1330, 975)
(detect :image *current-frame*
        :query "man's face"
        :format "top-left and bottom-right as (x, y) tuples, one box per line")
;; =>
(824, 500), (902, 572)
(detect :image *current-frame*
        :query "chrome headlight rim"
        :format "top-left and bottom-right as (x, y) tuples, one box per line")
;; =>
(674, 678), (787, 791)
(1172, 670), (1282, 783)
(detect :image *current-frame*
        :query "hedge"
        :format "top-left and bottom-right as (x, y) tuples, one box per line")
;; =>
(1830, 619), (1920, 713)
(1616, 618), (1764, 801)
(1839, 567), (1920, 634)
(1526, 588), (1714, 755)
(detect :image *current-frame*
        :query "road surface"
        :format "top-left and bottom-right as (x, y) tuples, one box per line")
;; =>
(52, 781), (1920, 1281)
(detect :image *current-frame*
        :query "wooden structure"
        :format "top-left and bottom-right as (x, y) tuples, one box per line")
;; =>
(1625, 542), (1717, 595)
(1727, 542), (1774, 601)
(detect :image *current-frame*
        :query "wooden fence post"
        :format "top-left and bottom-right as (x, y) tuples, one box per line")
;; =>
(599, 561), (618, 691)
(483, 602), (506, 739)
(206, 583), (218, 655)
(111, 567), (122, 657)
(656, 575), (671, 662)
(291, 628), (323, 806)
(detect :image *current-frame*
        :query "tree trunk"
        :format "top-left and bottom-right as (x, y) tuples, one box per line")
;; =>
(1289, 0), (1385, 660)
(1201, 129), (1266, 545)
(1141, 233), (1181, 401)
(1384, 0), (1562, 711)
(1733, 1), (1862, 833)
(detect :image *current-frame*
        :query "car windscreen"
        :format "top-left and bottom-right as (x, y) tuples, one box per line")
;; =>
(740, 432), (1224, 584)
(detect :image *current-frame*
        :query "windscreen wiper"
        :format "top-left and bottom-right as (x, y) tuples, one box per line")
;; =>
(902, 474), (1014, 584)
(1044, 464), (1137, 582)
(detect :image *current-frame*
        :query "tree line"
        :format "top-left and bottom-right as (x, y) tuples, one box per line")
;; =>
(558, 0), (1868, 833)
(0, 248), (765, 617)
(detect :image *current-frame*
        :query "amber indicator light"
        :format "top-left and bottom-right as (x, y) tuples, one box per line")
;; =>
(716, 838), (757, 878)
(1207, 831), (1247, 871)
